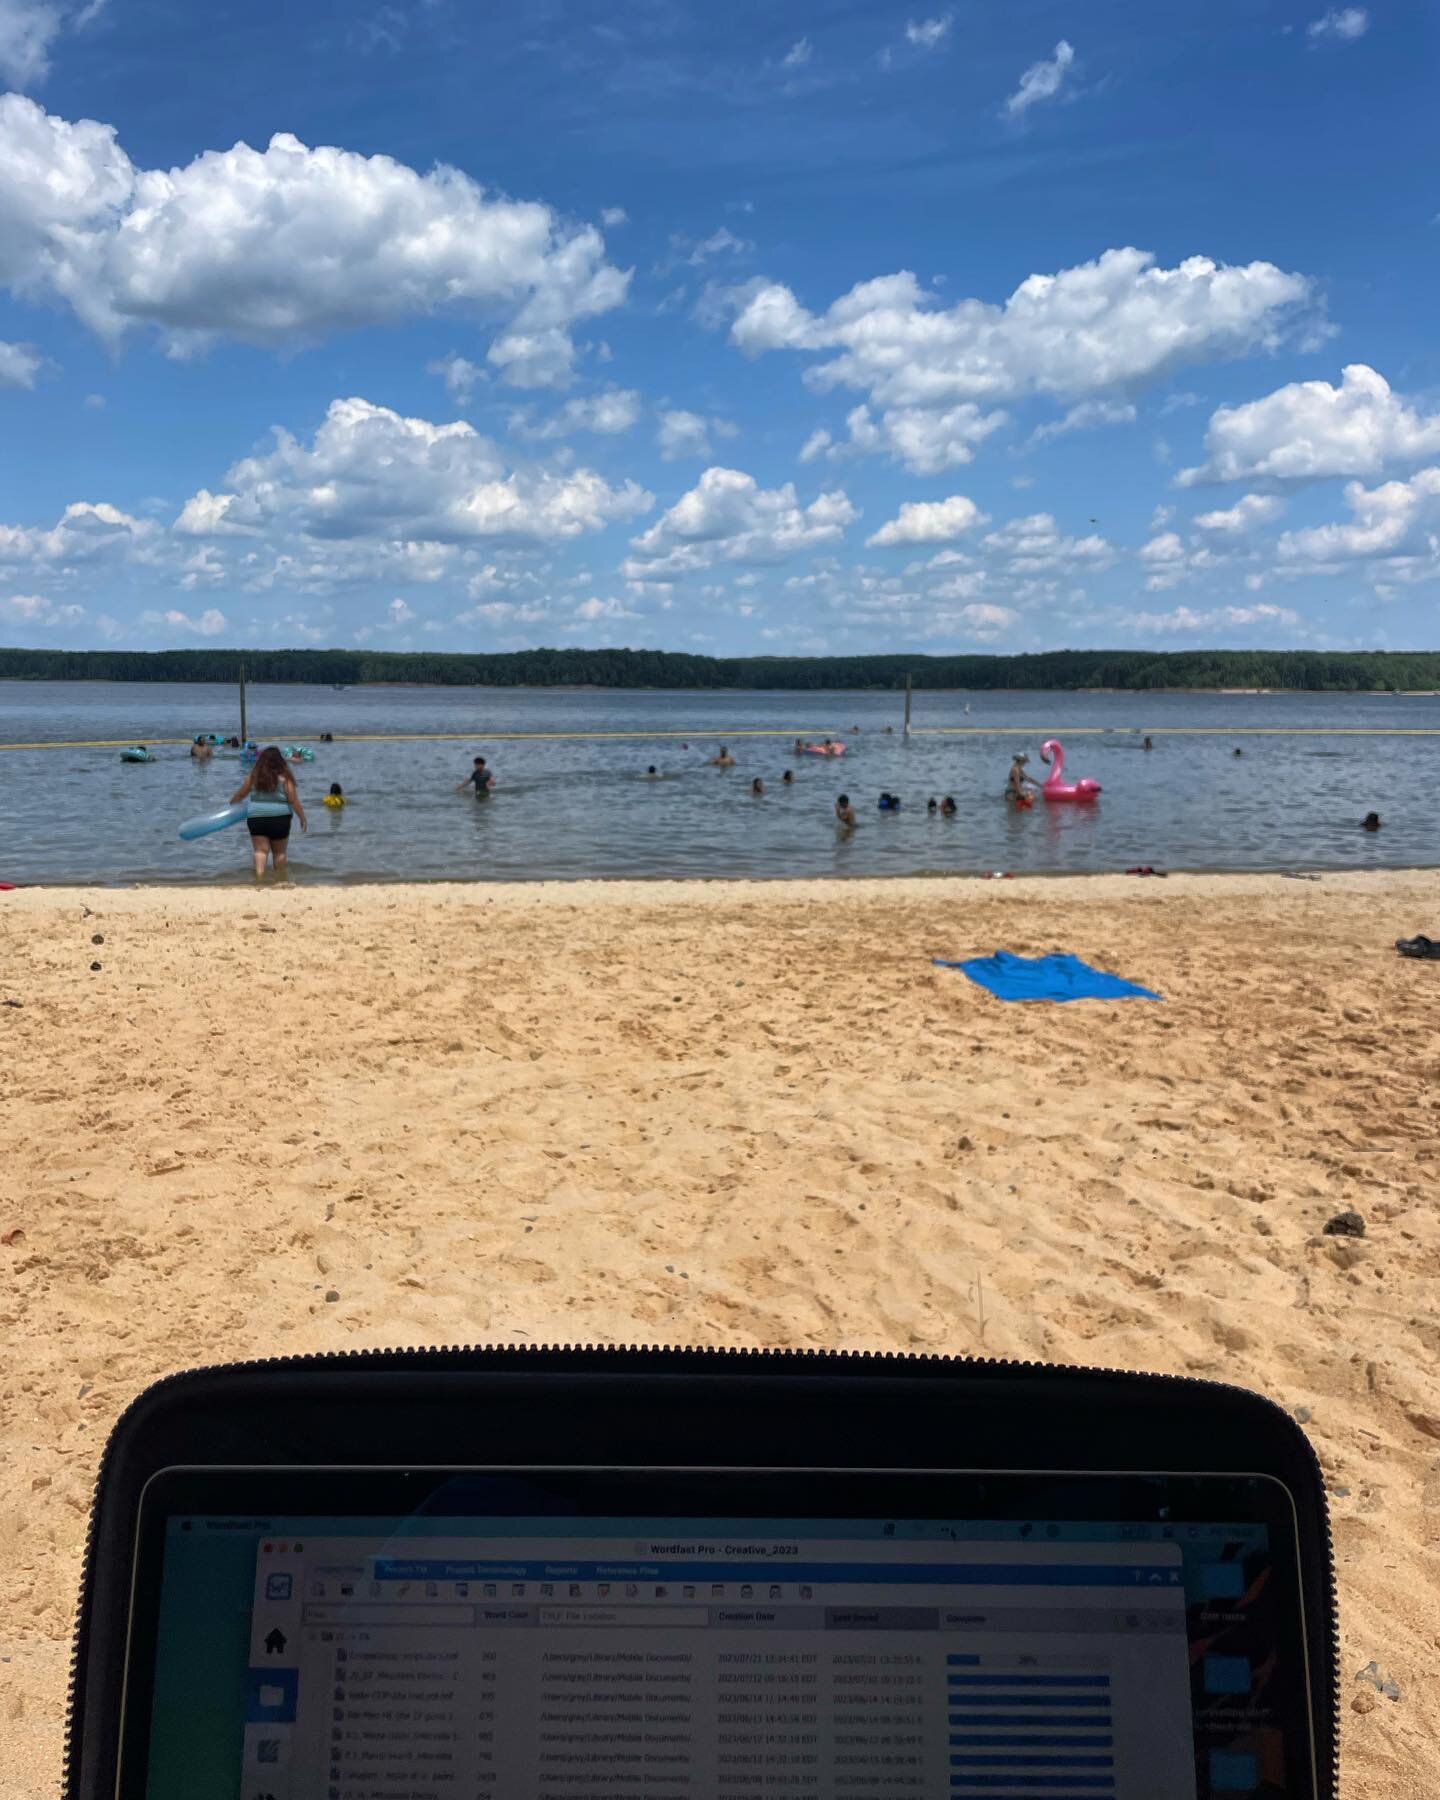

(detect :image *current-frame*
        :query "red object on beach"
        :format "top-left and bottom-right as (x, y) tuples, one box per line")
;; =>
(0, 882), (17, 891)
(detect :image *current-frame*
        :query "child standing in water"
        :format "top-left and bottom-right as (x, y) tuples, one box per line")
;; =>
(324, 783), (346, 810)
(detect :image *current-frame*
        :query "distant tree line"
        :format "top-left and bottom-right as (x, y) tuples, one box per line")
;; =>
(2, 644), (1438, 692)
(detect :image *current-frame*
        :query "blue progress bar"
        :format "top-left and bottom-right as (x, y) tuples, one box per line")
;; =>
(948, 1675), (1111, 1688)
(948, 1695), (1113, 1709)
(951, 1781), (1115, 1793)
(951, 1716), (1114, 1729)
(951, 1737), (1115, 1750)
(952, 1755), (1115, 1768)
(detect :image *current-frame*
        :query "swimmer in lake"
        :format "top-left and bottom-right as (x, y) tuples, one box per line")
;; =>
(752, 777), (765, 796)
(711, 746), (736, 768)
(1234, 747), (1244, 758)
(927, 797), (938, 814)
(835, 793), (856, 830)
(1362, 811), (1382, 831)
(941, 796), (957, 817)
(456, 755), (494, 795)
(782, 769), (794, 785)
(794, 738), (806, 755)
(1007, 754), (1040, 801)
(1143, 736), (1154, 751)
(190, 735), (213, 760)
(646, 765), (659, 779)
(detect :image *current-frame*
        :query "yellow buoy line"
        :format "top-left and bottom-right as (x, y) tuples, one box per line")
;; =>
(4, 723), (1440, 753)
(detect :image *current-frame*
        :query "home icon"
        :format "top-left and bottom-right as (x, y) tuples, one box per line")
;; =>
(263, 1628), (287, 1655)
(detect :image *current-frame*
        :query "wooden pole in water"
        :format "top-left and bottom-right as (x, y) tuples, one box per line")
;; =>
(238, 660), (248, 743)
(903, 672), (913, 739)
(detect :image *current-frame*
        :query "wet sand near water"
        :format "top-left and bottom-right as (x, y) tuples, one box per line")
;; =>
(1, 871), (1438, 1796)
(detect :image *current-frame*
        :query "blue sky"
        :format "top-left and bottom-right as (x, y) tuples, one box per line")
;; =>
(1, 0), (1437, 655)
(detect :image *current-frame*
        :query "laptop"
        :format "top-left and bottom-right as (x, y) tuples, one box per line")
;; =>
(65, 1347), (1337, 1799)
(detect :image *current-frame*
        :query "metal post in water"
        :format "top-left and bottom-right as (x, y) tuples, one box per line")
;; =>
(239, 661), (248, 743)
(903, 672), (913, 739)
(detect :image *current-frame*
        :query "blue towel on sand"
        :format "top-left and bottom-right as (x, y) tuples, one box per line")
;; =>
(934, 950), (1161, 1002)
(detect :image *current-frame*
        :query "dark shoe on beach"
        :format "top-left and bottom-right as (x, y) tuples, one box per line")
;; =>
(1395, 936), (1440, 959)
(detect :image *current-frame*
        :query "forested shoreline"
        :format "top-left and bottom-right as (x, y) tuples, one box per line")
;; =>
(3, 645), (1438, 692)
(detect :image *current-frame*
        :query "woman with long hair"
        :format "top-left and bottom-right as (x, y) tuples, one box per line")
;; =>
(231, 745), (308, 876)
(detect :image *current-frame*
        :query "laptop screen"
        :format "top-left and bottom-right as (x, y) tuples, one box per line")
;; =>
(122, 1470), (1314, 1800)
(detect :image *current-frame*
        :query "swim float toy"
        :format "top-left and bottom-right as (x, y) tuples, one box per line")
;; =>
(802, 741), (846, 756)
(322, 794), (345, 809)
(1039, 738), (1101, 802)
(178, 803), (248, 841)
(284, 744), (316, 762)
(119, 747), (154, 763)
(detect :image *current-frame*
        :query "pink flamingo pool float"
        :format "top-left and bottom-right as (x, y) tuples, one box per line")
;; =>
(1040, 738), (1101, 802)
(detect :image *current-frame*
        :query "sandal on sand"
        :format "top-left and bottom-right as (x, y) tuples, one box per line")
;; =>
(1395, 936), (1440, 960)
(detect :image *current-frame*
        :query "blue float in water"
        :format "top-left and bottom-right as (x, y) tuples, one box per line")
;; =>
(178, 803), (248, 841)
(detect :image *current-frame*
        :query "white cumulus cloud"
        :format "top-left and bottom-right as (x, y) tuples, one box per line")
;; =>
(512, 387), (642, 440)
(141, 605), (228, 636)
(1004, 39), (1076, 117)
(0, 94), (628, 383)
(954, 602), (1018, 639)
(1027, 399), (1136, 446)
(724, 250), (1320, 474)
(1307, 7), (1368, 42)
(0, 336), (42, 385)
(1193, 493), (1284, 534)
(427, 353), (485, 402)
(573, 595), (639, 622)
(1178, 365), (1440, 487)
(981, 513), (1115, 576)
(656, 408), (738, 461)
(174, 396), (653, 550)
(867, 495), (988, 547)
(781, 36), (812, 67)
(1126, 603), (1300, 633)
(623, 466), (856, 580)
(1139, 530), (1186, 565)
(1277, 467), (1440, 565)
(0, 0), (84, 89)
(1, 589), (84, 624)
(840, 401), (1008, 475)
(0, 499), (156, 568)
(905, 15), (952, 50)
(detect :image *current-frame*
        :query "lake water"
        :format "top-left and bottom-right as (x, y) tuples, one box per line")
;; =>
(1, 680), (1436, 883)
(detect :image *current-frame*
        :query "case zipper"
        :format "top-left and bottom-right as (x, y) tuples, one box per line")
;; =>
(62, 1341), (1341, 1798)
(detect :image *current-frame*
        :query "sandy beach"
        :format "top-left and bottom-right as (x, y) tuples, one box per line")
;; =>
(2, 870), (1438, 1796)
